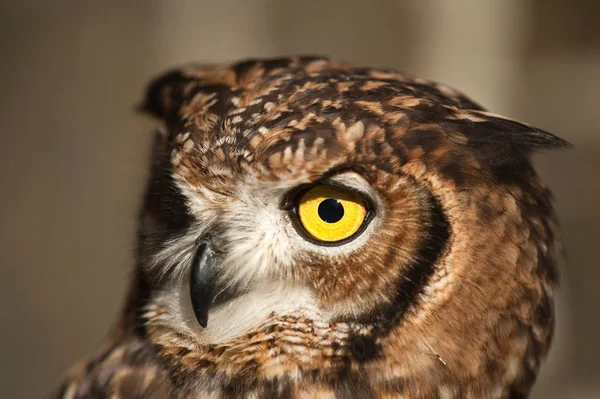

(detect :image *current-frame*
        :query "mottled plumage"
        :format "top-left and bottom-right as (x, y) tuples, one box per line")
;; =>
(55, 56), (568, 399)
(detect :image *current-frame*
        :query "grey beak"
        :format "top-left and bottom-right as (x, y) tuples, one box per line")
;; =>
(190, 241), (217, 328)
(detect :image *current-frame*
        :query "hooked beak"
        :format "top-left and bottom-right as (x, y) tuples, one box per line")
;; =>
(190, 240), (217, 328)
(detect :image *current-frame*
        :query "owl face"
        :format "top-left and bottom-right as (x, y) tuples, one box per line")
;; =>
(130, 57), (567, 397)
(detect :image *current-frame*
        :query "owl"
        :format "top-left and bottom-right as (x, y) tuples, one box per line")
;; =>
(54, 56), (568, 399)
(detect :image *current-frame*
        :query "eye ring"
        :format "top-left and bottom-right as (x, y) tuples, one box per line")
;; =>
(288, 184), (374, 246)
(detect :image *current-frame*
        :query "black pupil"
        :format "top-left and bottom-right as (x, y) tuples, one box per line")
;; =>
(318, 198), (345, 223)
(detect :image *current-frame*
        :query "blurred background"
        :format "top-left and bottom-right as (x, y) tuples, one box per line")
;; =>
(1, 1), (598, 397)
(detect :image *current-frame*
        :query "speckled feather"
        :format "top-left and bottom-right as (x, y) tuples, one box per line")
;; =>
(54, 56), (568, 399)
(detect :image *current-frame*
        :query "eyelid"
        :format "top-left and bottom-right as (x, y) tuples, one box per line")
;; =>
(280, 181), (375, 214)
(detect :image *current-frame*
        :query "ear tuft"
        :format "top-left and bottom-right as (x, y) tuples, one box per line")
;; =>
(138, 70), (192, 125)
(446, 111), (572, 169)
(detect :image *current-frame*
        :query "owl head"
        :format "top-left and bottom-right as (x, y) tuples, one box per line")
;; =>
(124, 56), (567, 397)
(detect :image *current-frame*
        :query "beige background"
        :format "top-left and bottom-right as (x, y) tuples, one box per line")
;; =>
(1, 1), (598, 398)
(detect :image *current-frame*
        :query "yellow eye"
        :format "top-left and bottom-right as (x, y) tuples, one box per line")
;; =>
(297, 185), (368, 243)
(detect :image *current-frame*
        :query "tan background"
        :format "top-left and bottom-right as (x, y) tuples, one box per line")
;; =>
(1, 1), (598, 398)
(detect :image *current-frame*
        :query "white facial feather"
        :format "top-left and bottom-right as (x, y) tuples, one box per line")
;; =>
(217, 187), (296, 288)
(150, 280), (328, 345)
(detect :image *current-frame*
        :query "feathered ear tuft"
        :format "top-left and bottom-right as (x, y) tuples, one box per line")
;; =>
(137, 63), (240, 141)
(446, 111), (572, 170)
(138, 69), (193, 126)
